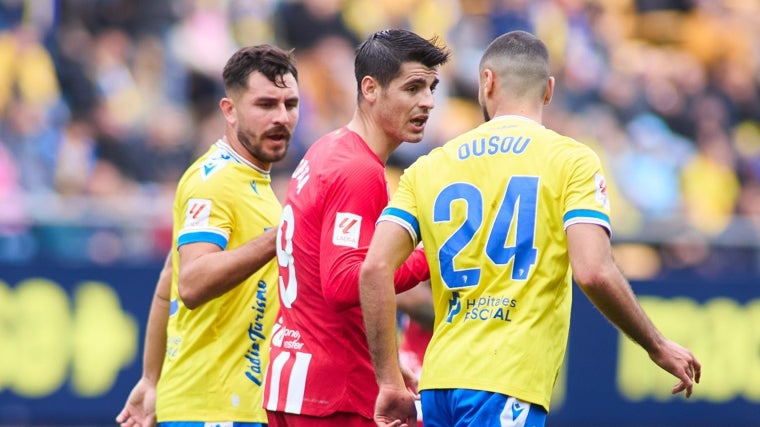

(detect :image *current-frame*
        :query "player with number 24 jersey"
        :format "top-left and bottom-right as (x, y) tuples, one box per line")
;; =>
(379, 115), (611, 411)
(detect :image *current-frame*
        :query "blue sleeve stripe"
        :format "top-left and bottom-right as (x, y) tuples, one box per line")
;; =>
(380, 207), (420, 239)
(177, 231), (228, 250)
(563, 209), (609, 224)
(563, 209), (611, 234)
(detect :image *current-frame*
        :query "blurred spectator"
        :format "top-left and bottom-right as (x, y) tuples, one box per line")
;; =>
(616, 113), (693, 220)
(0, 0), (759, 272)
(0, 134), (33, 262)
(270, 0), (361, 175)
(273, 0), (359, 51)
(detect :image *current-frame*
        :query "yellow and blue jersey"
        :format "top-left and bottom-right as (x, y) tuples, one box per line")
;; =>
(379, 116), (611, 411)
(157, 140), (281, 423)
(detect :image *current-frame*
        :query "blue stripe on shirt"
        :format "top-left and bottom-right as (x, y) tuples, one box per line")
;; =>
(177, 231), (228, 249)
(563, 209), (609, 225)
(381, 207), (420, 239)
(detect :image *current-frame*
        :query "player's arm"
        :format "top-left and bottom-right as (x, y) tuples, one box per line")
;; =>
(321, 173), (428, 311)
(116, 251), (172, 427)
(143, 251), (172, 385)
(393, 247), (430, 293)
(360, 220), (418, 424)
(178, 227), (277, 309)
(567, 223), (701, 397)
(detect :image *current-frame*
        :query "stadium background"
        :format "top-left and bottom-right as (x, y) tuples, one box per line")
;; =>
(0, 0), (758, 425)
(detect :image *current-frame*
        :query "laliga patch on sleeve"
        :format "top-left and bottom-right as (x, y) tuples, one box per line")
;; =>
(594, 173), (610, 210)
(333, 212), (362, 248)
(185, 198), (212, 227)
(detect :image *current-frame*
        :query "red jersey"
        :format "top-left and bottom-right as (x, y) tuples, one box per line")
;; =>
(398, 319), (432, 377)
(263, 127), (429, 418)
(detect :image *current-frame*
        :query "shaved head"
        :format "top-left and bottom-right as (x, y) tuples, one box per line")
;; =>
(479, 31), (550, 102)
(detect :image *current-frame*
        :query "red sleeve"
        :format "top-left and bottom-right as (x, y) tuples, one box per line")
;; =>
(392, 247), (430, 294)
(319, 159), (428, 311)
(319, 159), (386, 312)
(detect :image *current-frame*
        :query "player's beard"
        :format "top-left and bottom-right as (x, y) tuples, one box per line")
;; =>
(481, 104), (491, 122)
(238, 127), (290, 164)
(478, 85), (490, 122)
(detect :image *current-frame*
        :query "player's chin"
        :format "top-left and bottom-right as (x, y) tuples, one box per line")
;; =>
(264, 147), (288, 163)
(404, 134), (426, 144)
(403, 128), (427, 143)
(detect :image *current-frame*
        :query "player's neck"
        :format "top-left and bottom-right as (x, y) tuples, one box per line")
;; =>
(221, 133), (271, 173)
(346, 112), (398, 164)
(490, 106), (543, 124)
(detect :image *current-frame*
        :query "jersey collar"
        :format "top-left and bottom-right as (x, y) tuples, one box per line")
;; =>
(215, 138), (271, 176)
(489, 115), (544, 127)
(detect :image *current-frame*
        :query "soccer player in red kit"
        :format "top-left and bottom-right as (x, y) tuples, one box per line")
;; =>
(263, 29), (450, 426)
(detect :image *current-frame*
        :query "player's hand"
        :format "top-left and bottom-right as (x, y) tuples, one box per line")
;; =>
(115, 377), (157, 427)
(400, 363), (420, 399)
(648, 338), (702, 398)
(374, 384), (418, 427)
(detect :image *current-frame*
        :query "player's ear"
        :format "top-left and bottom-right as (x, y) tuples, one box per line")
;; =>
(219, 97), (236, 125)
(544, 76), (555, 105)
(481, 68), (495, 98)
(360, 75), (379, 103)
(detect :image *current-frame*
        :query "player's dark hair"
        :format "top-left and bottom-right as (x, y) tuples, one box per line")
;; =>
(354, 29), (450, 95)
(223, 44), (298, 94)
(480, 30), (549, 77)
(479, 30), (550, 99)
(480, 30), (549, 68)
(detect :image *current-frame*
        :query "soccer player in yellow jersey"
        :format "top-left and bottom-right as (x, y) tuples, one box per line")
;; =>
(116, 44), (299, 427)
(359, 31), (701, 427)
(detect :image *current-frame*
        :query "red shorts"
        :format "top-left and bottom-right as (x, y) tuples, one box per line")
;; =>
(266, 411), (375, 427)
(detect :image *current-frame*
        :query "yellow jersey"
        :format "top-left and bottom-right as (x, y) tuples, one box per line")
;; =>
(157, 140), (281, 423)
(379, 116), (611, 411)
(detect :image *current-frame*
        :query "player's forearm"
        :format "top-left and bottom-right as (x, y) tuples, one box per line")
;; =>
(142, 292), (169, 383)
(179, 229), (276, 308)
(576, 266), (664, 354)
(568, 224), (664, 354)
(360, 264), (405, 387)
(142, 253), (172, 383)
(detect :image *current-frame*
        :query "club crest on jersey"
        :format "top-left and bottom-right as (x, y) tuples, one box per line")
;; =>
(333, 212), (361, 248)
(594, 173), (610, 210)
(185, 198), (211, 227)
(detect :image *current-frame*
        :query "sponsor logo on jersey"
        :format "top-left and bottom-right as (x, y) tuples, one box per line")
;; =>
(185, 198), (211, 227)
(250, 180), (259, 195)
(463, 295), (516, 322)
(446, 292), (461, 323)
(447, 293), (518, 324)
(594, 172), (610, 210)
(271, 317), (304, 350)
(332, 212), (361, 248)
(245, 280), (268, 386)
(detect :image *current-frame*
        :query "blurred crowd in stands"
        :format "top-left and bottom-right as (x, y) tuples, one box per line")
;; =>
(1, 0), (759, 278)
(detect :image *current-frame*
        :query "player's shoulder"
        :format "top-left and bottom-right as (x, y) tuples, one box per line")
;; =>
(200, 142), (242, 177)
(178, 142), (245, 189)
(540, 127), (599, 160)
(308, 127), (383, 174)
